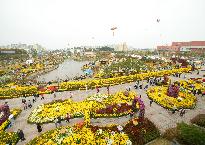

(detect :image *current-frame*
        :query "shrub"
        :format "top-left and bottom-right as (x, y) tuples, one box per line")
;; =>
(176, 122), (205, 145)
(191, 114), (205, 128)
(124, 118), (160, 145)
(163, 127), (178, 141)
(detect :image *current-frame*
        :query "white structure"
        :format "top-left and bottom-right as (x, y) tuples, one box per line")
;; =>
(26, 59), (34, 65)
(114, 42), (128, 51)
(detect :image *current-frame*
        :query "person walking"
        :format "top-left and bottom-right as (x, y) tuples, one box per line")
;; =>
(57, 116), (62, 127)
(17, 129), (26, 141)
(128, 86), (131, 91)
(40, 94), (44, 100)
(34, 94), (37, 101)
(28, 100), (32, 108)
(22, 99), (27, 110)
(184, 74), (186, 79)
(70, 92), (73, 98)
(96, 86), (100, 93)
(134, 84), (138, 89)
(8, 114), (14, 128)
(54, 118), (58, 128)
(139, 84), (142, 89)
(144, 84), (149, 90)
(172, 106), (177, 114)
(32, 98), (36, 103)
(180, 109), (185, 116)
(65, 113), (71, 123)
(150, 100), (153, 107)
(53, 91), (56, 98)
(37, 123), (42, 133)
(197, 70), (199, 75)
(22, 98), (26, 104)
(107, 85), (110, 96)
(23, 102), (27, 110)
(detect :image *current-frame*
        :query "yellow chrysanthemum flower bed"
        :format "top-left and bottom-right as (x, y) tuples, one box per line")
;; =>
(28, 91), (136, 124)
(0, 120), (10, 132)
(0, 131), (19, 145)
(59, 68), (191, 91)
(0, 86), (38, 99)
(0, 67), (191, 99)
(27, 125), (130, 145)
(10, 108), (22, 119)
(147, 86), (196, 110)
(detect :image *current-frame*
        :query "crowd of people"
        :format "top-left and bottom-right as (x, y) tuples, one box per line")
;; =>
(21, 94), (45, 110)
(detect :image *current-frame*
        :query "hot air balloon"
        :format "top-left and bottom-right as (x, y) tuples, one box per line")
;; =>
(111, 27), (117, 36)
(157, 19), (160, 23)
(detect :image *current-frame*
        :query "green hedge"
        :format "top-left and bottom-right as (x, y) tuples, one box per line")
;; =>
(177, 122), (205, 145)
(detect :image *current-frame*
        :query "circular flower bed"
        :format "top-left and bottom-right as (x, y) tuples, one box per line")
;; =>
(147, 86), (196, 110)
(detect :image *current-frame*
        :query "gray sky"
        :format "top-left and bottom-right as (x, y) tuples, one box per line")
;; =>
(0, 0), (205, 49)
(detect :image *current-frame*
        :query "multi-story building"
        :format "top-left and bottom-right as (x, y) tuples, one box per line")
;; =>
(114, 42), (128, 52)
(157, 41), (205, 53)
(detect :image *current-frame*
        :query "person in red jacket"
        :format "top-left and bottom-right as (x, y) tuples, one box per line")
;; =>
(96, 86), (100, 93)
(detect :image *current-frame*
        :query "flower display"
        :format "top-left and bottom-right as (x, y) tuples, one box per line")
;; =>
(27, 118), (159, 145)
(59, 68), (191, 91)
(10, 108), (22, 119)
(0, 120), (10, 131)
(28, 91), (136, 124)
(94, 103), (132, 118)
(86, 93), (109, 102)
(0, 85), (38, 99)
(0, 131), (19, 145)
(147, 84), (196, 110)
(0, 67), (190, 99)
(27, 125), (129, 145)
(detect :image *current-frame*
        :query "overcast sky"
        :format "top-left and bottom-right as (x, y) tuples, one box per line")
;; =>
(0, 0), (205, 49)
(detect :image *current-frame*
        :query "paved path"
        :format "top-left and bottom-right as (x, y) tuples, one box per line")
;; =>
(1, 68), (205, 145)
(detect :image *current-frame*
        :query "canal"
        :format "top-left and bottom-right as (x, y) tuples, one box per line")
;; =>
(37, 59), (88, 82)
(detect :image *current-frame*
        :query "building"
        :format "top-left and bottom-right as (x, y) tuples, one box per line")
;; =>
(0, 43), (45, 53)
(114, 42), (128, 51)
(84, 51), (96, 58)
(157, 41), (205, 53)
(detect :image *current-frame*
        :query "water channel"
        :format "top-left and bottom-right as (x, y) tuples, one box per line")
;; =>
(37, 59), (88, 82)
